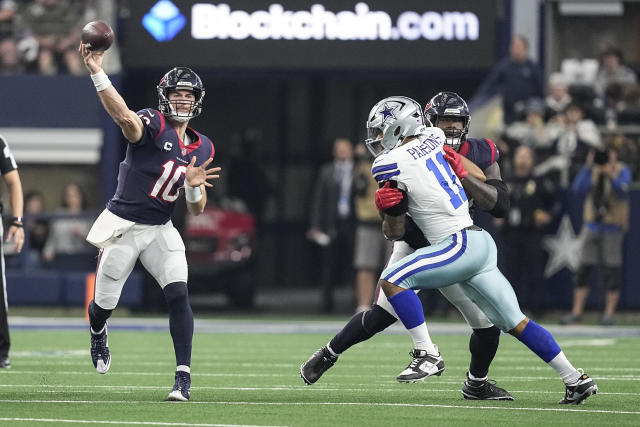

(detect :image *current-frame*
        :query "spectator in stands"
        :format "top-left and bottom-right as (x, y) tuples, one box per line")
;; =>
(617, 84), (640, 127)
(469, 35), (543, 125)
(0, 0), (18, 74)
(21, 0), (84, 75)
(545, 73), (572, 120)
(23, 190), (49, 268)
(600, 83), (625, 128)
(503, 98), (553, 152)
(593, 45), (637, 97)
(42, 182), (94, 269)
(308, 138), (356, 312)
(496, 145), (555, 317)
(563, 145), (630, 326)
(351, 143), (391, 313)
(536, 103), (601, 187)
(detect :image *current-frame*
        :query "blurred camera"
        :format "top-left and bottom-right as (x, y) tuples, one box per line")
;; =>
(593, 150), (608, 166)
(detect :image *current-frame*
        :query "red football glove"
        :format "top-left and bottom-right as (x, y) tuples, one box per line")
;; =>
(443, 145), (468, 179)
(374, 181), (404, 212)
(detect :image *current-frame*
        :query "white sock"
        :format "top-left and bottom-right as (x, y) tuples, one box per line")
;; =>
(326, 344), (340, 357)
(176, 365), (190, 374)
(468, 372), (488, 382)
(548, 351), (580, 384)
(407, 323), (437, 354)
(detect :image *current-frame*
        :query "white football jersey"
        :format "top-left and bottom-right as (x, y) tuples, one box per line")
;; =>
(371, 127), (473, 244)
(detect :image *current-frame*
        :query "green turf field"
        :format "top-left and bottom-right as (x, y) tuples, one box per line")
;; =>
(1, 325), (639, 426)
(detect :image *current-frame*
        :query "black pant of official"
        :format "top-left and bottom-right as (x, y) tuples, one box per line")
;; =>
(0, 238), (9, 361)
(319, 218), (356, 312)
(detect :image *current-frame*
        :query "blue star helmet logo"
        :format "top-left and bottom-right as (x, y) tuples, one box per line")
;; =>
(378, 103), (398, 124)
(143, 0), (186, 42)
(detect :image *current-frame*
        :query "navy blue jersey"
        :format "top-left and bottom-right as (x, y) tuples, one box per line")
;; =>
(401, 138), (499, 249)
(107, 108), (215, 225)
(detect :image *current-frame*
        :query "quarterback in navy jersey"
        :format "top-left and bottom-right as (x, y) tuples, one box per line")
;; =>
(80, 43), (220, 401)
(301, 93), (514, 400)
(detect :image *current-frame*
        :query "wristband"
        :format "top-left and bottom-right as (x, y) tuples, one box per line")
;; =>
(185, 185), (203, 203)
(12, 216), (22, 223)
(90, 69), (112, 92)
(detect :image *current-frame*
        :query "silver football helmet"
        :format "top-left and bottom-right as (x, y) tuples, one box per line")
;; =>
(365, 96), (428, 157)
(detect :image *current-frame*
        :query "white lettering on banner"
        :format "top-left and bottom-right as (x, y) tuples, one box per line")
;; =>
(191, 2), (479, 42)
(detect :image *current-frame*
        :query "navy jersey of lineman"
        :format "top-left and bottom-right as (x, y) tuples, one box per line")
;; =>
(372, 128), (473, 245)
(107, 108), (215, 225)
(400, 137), (500, 249)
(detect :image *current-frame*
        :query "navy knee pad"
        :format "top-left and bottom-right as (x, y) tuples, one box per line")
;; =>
(163, 281), (189, 303)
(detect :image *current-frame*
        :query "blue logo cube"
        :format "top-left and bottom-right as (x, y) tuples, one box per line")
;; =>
(142, 0), (186, 42)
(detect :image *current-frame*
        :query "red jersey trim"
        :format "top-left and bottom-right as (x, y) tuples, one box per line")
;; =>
(459, 141), (470, 157)
(175, 127), (202, 154)
(486, 138), (496, 164)
(155, 110), (165, 140)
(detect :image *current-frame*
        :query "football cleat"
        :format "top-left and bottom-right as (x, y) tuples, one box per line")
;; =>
(462, 372), (514, 400)
(90, 326), (111, 374)
(300, 346), (338, 385)
(0, 357), (10, 368)
(167, 371), (191, 401)
(396, 347), (445, 383)
(559, 370), (597, 405)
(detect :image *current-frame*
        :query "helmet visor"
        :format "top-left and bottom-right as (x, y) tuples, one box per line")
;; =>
(365, 127), (385, 157)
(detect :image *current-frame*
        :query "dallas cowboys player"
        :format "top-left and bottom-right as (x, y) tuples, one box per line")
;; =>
(79, 43), (220, 401)
(370, 96), (597, 404)
(301, 93), (514, 400)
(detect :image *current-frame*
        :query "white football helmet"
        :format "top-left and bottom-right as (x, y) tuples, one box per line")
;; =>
(365, 96), (428, 157)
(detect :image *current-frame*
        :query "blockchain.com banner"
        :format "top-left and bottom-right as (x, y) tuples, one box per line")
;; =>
(123, 0), (497, 69)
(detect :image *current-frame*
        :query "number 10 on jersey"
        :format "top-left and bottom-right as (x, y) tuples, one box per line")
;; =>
(150, 160), (187, 202)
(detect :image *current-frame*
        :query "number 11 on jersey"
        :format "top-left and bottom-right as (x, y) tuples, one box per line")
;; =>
(426, 152), (468, 209)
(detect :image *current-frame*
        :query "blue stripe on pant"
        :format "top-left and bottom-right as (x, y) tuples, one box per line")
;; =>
(380, 229), (526, 332)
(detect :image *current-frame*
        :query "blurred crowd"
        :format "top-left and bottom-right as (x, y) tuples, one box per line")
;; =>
(480, 39), (639, 185)
(0, 0), (103, 75)
(6, 181), (95, 270)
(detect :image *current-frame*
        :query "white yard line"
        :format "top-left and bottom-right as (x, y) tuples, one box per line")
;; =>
(0, 400), (638, 416)
(0, 419), (285, 427)
(2, 370), (640, 381)
(0, 384), (638, 396)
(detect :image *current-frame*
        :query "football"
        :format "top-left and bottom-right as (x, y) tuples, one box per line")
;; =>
(81, 20), (114, 52)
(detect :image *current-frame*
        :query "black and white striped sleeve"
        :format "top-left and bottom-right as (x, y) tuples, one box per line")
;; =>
(0, 135), (18, 175)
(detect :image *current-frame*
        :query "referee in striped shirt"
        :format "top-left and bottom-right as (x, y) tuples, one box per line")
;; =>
(0, 134), (25, 369)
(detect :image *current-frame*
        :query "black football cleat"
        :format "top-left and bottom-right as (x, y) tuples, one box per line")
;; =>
(0, 357), (10, 368)
(300, 346), (338, 385)
(559, 370), (597, 404)
(462, 372), (514, 400)
(167, 371), (191, 401)
(90, 325), (111, 374)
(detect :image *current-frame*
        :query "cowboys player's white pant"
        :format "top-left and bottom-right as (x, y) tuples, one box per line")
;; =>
(381, 228), (526, 332)
(87, 209), (188, 310)
(375, 240), (493, 330)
